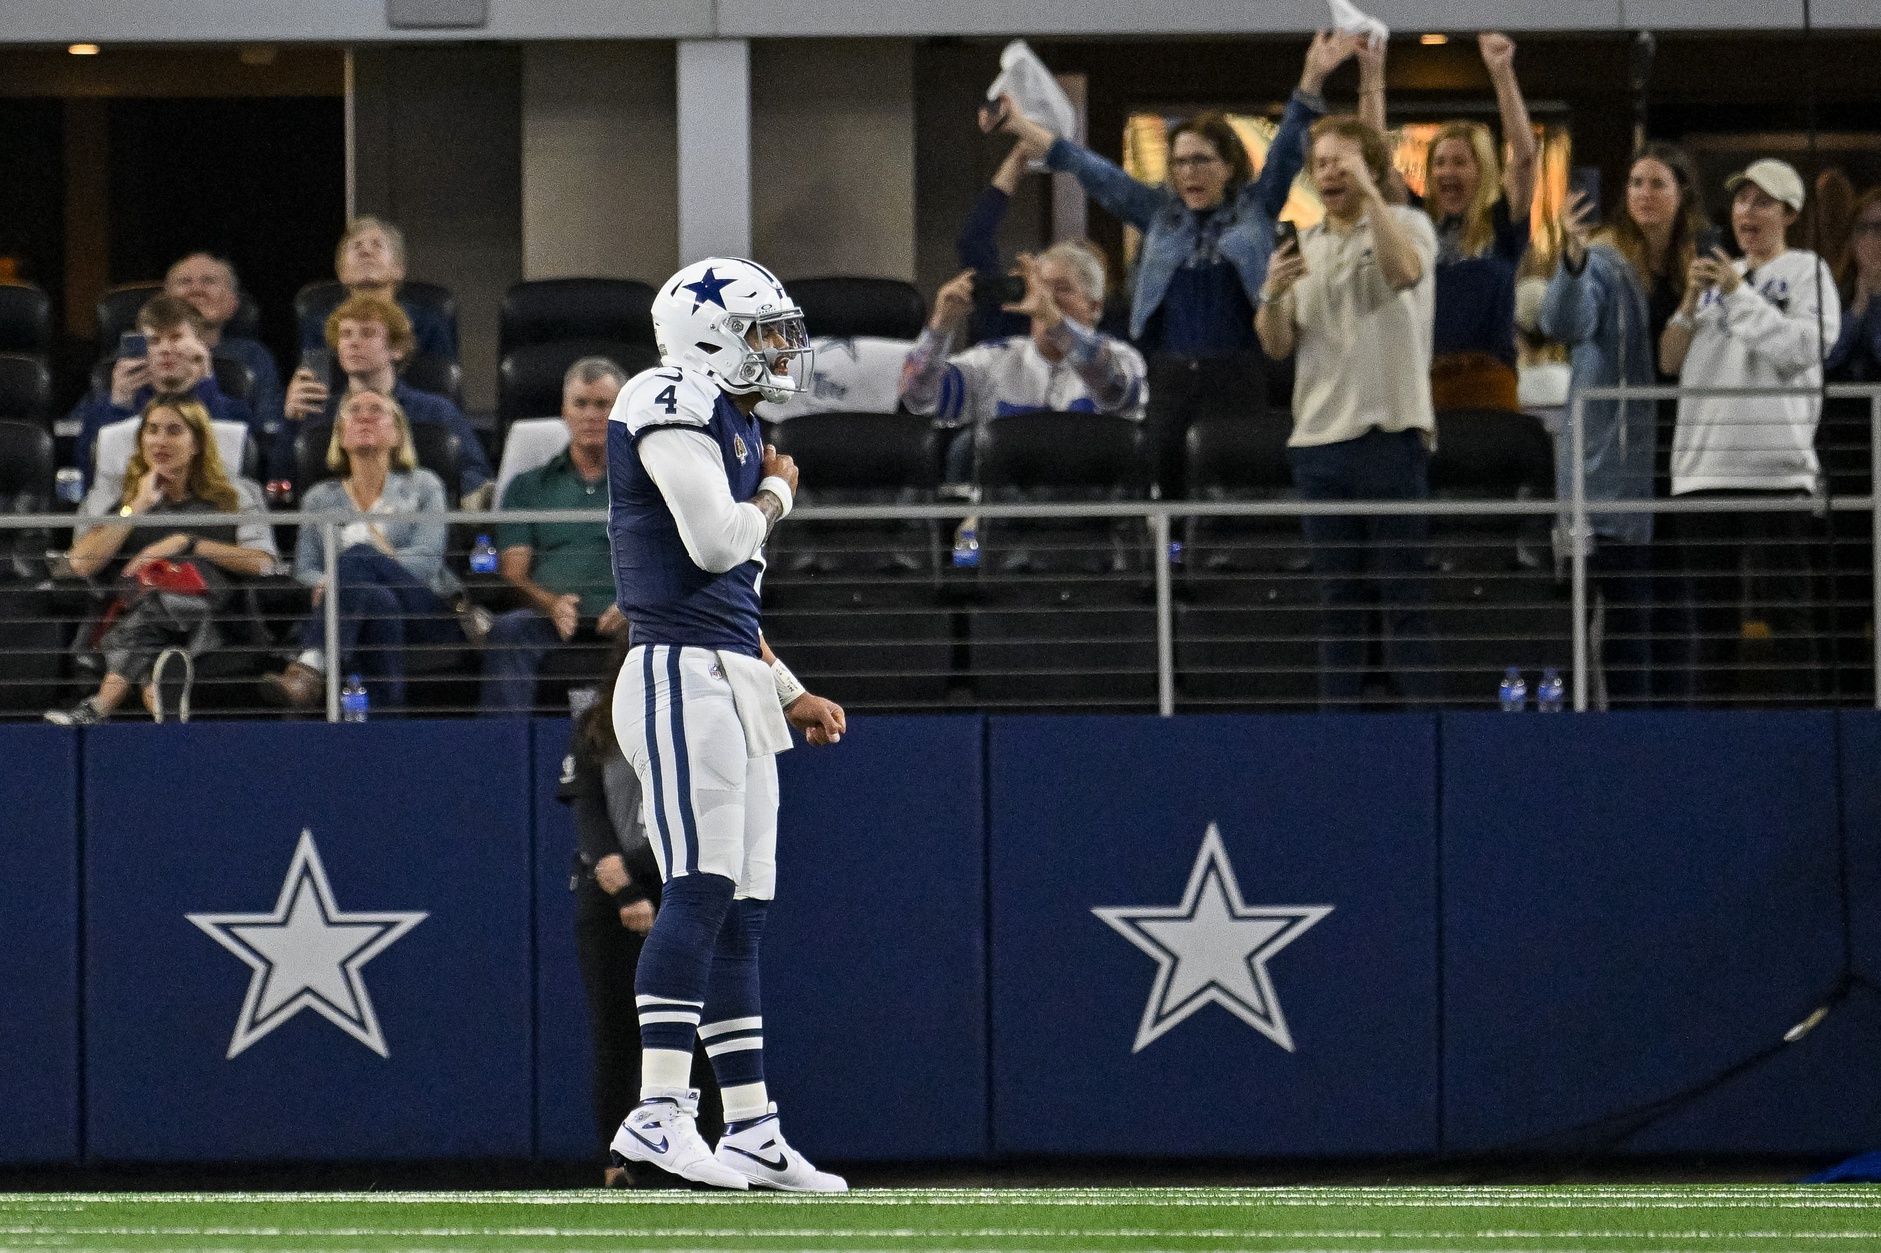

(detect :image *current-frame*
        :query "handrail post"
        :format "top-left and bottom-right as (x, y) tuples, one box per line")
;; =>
(1153, 511), (1175, 717)
(323, 520), (341, 723)
(1569, 392), (1590, 711)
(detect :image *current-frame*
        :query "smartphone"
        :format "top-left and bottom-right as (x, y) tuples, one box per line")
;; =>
(118, 331), (148, 360)
(1274, 220), (1299, 253)
(1568, 167), (1602, 221)
(978, 272), (1027, 305)
(300, 348), (332, 388)
(1695, 226), (1727, 258)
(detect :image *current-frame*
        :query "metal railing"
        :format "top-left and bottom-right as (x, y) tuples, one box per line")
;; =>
(1, 383), (1875, 721)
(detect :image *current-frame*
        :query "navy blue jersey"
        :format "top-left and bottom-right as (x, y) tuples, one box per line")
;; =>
(607, 365), (766, 657)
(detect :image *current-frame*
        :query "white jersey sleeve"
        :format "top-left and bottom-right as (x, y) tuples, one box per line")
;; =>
(612, 365), (721, 441)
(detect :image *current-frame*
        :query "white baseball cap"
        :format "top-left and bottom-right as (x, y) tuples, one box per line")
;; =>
(1725, 158), (1806, 211)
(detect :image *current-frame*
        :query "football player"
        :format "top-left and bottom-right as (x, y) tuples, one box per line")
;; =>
(604, 257), (848, 1192)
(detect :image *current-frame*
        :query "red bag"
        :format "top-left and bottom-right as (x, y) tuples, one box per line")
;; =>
(133, 559), (209, 596)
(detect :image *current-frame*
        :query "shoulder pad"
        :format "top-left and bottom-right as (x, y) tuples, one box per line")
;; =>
(613, 365), (719, 437)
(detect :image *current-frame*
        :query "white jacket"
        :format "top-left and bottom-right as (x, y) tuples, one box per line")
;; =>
(1671, 249), (1840, 495)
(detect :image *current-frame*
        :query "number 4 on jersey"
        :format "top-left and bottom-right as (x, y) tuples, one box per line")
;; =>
(655, 385), (678, 415)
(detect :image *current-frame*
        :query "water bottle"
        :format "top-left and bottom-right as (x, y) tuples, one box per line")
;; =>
(55, 467), (85, 507)
(1536, 667), (1565, 713)
(340, 674), (369, 723)
(1167, 540), (1185, 567)
(1497, 667), (1528, 712)
(951, 523), (980, 569)
(470, 534), (499, 575)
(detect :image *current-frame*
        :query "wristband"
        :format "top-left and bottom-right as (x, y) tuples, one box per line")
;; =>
(772, 658), (807, 708)
(610, 881), (650, 909)
(182, 536), (198, 556)
(758, 475), (794, 518)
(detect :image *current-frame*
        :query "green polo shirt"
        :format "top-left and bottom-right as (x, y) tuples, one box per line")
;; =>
(495, 450), (614, 616)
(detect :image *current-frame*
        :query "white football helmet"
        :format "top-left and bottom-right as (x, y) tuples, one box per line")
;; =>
(651, 257), (813, 405)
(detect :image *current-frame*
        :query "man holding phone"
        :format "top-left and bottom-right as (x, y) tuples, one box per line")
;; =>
(68, 295), (260, 487)
(900, 244), (1146, 487)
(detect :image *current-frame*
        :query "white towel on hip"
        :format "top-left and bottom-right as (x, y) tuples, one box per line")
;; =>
(1328, 0), (1389, 46)
(716, 649), (794, 759)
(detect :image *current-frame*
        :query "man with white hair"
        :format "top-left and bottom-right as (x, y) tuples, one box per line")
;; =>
(901, 243), (1147, 486)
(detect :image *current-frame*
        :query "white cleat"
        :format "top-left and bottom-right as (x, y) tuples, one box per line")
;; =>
(609, 1089), (749, 1190)
(715, 1107), (848, 1193)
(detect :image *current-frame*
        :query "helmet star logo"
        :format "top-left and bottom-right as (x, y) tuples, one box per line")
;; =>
(681, 267), (737, 312)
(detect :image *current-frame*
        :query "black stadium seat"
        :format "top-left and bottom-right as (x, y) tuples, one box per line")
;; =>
(0, 284), (51, 355)
(96, 282), (264, 347)
(296, 280), (459, 356)
(498, 278), (657, 357)
(761, 411), (950, 709)
(498, 339), (659, 429)
(968, 412), (1156, 710)
(0, 354), (52, 427)
(403, 353), (464, 409)
(785, 277), (926, 340)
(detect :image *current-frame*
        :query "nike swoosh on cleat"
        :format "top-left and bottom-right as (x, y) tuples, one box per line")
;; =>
(724, 1144), (789, 1172)
(628, 1127), (670, 1155)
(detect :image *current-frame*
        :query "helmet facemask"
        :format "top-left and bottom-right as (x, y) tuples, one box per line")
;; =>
(725, 309), (814, 405)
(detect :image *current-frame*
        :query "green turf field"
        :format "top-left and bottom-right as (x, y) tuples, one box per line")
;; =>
(3, 1185), (1879, 1251)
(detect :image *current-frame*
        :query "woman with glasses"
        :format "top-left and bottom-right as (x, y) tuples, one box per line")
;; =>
(988, 31), (1363, 496)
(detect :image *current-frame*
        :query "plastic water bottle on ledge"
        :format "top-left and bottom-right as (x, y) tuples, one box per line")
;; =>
(341, 674), (369, 723)
(951, 521), (980, 569)
(1536, 668), (1565, 712)
(1497, 667), (1527, 712)
(470, 534), (499, 575)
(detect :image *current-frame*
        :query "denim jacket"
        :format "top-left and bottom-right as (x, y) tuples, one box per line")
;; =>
(1043, 89), (1325, 341)
(1538, 244), (1658, 545)
(294, 469), (462, 598)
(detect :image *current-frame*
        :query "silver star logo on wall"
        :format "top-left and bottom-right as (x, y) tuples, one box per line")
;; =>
(187, 830), (427, 1060)
(1094, 824), (1331, 1053)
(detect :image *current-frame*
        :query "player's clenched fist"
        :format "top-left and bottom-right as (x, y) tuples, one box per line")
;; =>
(762, 443), (799, 493)
(786, 693), (846, 746)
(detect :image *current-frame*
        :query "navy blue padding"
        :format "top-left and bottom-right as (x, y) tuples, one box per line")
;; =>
(0, 727), (79, 1164)
(1440, 710), (1870, 1154)
(989, 713), (1441, 1157)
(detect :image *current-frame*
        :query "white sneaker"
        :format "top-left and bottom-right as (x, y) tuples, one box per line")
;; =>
(715, 1107), (848, 1193)
(609, 1089), (749, 1190)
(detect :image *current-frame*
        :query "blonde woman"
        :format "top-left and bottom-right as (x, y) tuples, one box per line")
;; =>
(261, 387), (462, 710)
(1362, 33), (1538, 410)
(47, 399), (276, 724)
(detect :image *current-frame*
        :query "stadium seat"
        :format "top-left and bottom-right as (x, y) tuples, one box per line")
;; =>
(761, 411), (951, 708)
(0, 354), (52, 427)
(296, 279), (459, 356)
(498, 278), (657, 357)
(497, 338), (658, 430)
(1173, 413), (1317, 709)
(967, 412), (1156, 710)
(1431, 407), (1554, 500)
(295, 420), (462, 507)
(0, 420), (61, 710)
(403, 352), (464, 409)
(0, 283), (51, 355)
(96, 282), (264, 347)
(88, 354), (257, 408)
(492, 417), (569, 504)
(785, 277), (926, 340)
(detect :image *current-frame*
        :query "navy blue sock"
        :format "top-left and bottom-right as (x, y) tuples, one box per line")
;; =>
(699, 897), (769, 1121)
(634, 872), (735, 1093)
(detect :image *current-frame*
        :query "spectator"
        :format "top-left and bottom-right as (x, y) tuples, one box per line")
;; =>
(45, 399), (276, 725)
(480, 358), (627, 714)
(298, 216), (455, 360)
(901, 247), (1147, 488)
(993, 31), (1363, 495)
(1363, 34), (1538, 411)
(560, 644), (721, 1187)
(283, 292), (492, 501)
(260, 387), (464, 711)
(1828, 188), (1881, 381)
(1255, 113), (1438, 707)
(165, 252), (285, 455)
(1661, 158), (1840, 703)
(69, 295), (260, 487)
(1539, 144), (1708, 706)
